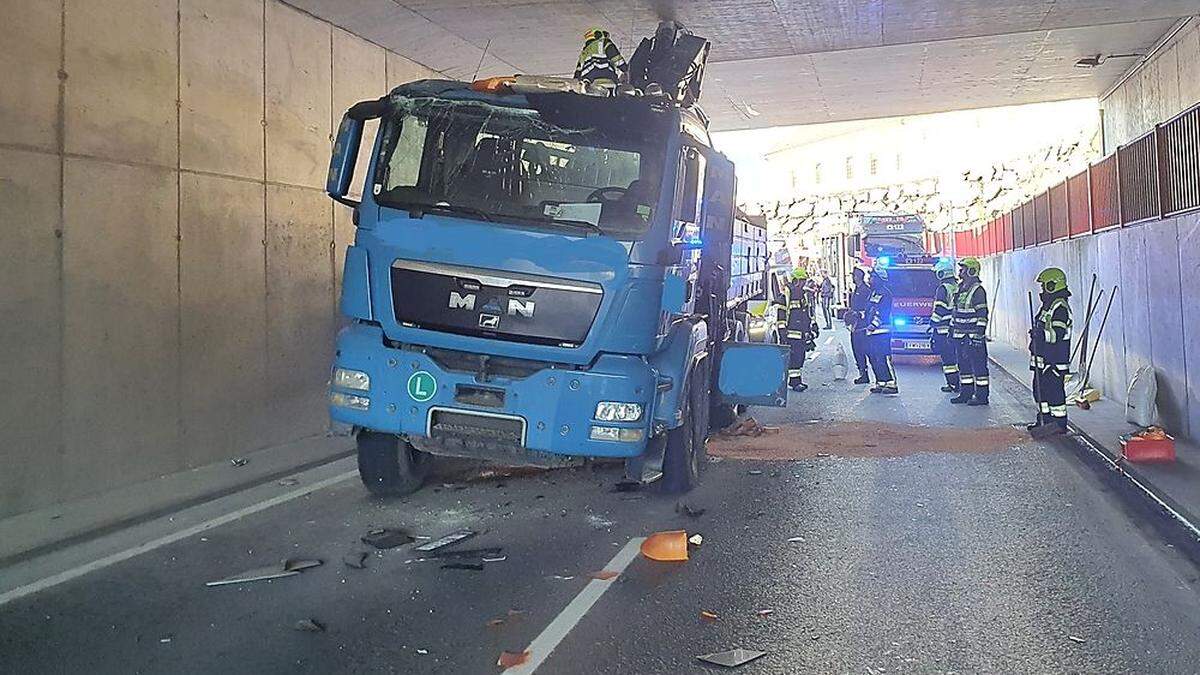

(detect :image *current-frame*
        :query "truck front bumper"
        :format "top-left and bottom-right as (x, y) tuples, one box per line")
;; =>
(329, 323), (656, 460)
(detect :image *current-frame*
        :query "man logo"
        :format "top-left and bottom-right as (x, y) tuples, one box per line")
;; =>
(448, 291), (476, 310)
(478, 314), (500, 329)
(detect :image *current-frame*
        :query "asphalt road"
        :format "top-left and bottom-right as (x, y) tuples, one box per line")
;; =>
(3, 327), (1199, 674)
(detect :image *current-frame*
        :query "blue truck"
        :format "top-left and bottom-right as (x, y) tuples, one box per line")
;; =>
(324, 60), (787, 496)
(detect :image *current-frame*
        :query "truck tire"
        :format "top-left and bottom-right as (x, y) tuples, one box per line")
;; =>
(356, 431), (429, 497)
(662, 359), (710, 493)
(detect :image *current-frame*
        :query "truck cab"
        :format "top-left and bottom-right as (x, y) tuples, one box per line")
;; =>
(326, 77), (787, 496)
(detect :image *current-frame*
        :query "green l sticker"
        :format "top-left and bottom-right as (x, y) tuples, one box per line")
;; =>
(407, 371), (437, 402)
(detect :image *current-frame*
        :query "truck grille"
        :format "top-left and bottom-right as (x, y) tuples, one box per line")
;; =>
(391, 260), (603, 347)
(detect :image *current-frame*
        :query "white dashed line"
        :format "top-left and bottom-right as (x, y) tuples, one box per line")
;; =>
(504, 537), (646, 673)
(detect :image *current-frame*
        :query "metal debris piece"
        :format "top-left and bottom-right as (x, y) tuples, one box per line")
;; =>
(747, 469), (763, 476)
(416, 648), (429, 655)
(277, 478), (300, 487)
(294, 618), (325, 633)
(676, 502), (706, 518)
(787, 536), (805, 543)
(230, 458), (248, 467)
(1068, 635), (1087, 644)
(700, 610), (719, 622)
(205, 565), (300, 587)
(588, 570), (620, 581)
(414, 529), (476, 552)
(486, 618), (506, 628)
(756, 609), (774, 617)
(815, 452), (832, 458)
(497, 650), (531, 668)
(361, 528), (416, 549)
(283, 558), (323, 572)
(688, 534), (704, 547)
(550, 574), (576, 580)
(342, 551), (369, 569)
(440, 562), (484, 571)
(481, 555), (507, 563)
(430, 547), (503, 560)
(696, 648), (767, 668)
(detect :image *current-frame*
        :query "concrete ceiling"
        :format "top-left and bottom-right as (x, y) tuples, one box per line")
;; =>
(282, 0), (1199, 130)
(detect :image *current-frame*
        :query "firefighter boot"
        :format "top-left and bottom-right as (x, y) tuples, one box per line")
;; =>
(1029, 419), (1067, 439)
(950, 385), (974, 404)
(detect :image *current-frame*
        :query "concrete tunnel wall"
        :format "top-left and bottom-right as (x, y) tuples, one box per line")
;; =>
(0, 0), (438, 520)
(1101, 17), (1200, 151)
(981, 211), (1200, 442)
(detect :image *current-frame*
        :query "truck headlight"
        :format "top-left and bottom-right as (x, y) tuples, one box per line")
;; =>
(594, 402), (643, 422)
(330, 391), (370, 411)
(333, 367), (370, 391)
(590, 426), (645, 442)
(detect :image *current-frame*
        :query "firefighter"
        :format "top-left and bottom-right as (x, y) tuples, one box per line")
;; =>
(848, 267), (872, 384)
(1029, 267), (1072, 437)
(950, 257), (990, 406)
(930, 259), (960, 393)
(785, 268), (819, 392)
(574, 28), (627, 86)
(864, 266), (898, 394)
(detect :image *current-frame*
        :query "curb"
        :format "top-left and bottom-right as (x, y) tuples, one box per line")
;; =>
(988, 354), (1200, 549)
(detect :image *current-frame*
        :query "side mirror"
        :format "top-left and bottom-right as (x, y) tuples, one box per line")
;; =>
(327, 114), (364, 207)
(327, 97), (390, 207)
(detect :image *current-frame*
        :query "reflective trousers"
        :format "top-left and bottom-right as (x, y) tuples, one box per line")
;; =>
(866, 333), (896, 387)
(955, 337), (989, 400)
(1033, 365), (1067, 421)
(787, 336), (808, 385)
(932, 332), (959, 388)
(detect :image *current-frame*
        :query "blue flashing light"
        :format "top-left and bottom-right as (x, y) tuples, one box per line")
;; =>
(876, 256), (891, 267)
(893, 317), (908, 327)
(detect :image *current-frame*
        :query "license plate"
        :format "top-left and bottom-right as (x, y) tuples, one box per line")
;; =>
(903, 340), (930, 350)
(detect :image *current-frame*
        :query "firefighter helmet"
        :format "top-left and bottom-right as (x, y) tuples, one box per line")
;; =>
(958, 257), (981, 278)
(872, 266), (889, 282)
(933, 258), (956, 280)
(584, 27), (609, 42)
(1036, 267), (1068, 293)
(791, 268), (808, 281)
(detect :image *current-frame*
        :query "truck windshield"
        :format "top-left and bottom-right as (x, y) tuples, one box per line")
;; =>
(864, 233), (925, 258)
(373, 96), (664, 240)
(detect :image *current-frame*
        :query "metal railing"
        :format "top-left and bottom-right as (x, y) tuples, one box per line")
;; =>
(959, 99), (1200, 257)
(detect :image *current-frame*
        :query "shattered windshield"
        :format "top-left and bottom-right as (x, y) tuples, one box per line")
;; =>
(372, 96), (665, 240)
(863, 233), (925, 258)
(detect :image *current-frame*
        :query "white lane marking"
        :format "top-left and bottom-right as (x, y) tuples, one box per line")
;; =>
(0, 470), (357, 607)
(506, 537), (646, 673)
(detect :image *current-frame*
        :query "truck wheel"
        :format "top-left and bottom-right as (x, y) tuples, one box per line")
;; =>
(662, 359), (710, 493)
(356, 431), (429, 497)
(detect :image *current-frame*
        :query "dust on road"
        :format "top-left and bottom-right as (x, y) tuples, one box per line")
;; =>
(708, 420), (1030, 461)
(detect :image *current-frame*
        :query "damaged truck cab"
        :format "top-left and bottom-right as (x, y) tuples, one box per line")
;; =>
(327, 76), (787, 496)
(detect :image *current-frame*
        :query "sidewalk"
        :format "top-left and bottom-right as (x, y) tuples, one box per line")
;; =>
(989, 339), (1200, 535)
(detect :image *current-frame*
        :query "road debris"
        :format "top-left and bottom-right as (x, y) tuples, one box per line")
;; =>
(230, 458), (248, 467)
(815, 452), (831, 458)
(747, 469), (764, 476)
(641, 530), (689, 562)
(293, 619), (325, 633)
(709, 421), (1028, 460)
(1068, 635), (1088, 644)
(550, 574), (576, 581)
(431, 547), (503, 560)
(787, 536), (805, 543)
(205, 564), (300, 587)
(588, 570), (620, 581)
(342, 551), (369, 569)
(756, 609), (774, 617)
(283, 558), (323, 572)
(700, 610), (719, 622)
(497, 650), (531, 668)
(696, 648), (767, 668)
(415, 529), (476, 552)
(688, 534), (704, 547)
(277, 478), (300, 487)
(416, 648), (429, 655)
(440, 562), (484, 571)
(482, 555), (507, 563)
(361, 528), (415, 549)
(676, 502), (706, 518)
(720, 417), (781, 438)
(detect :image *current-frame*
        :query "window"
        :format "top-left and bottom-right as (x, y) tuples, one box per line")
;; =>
(676, 147), (704, 223)
(845, 156), (854, 180)
(381, 117), (428, 190)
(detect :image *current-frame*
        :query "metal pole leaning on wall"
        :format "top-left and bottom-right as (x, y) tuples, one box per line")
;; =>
(1070, 274), (1100, 369)
(1078, 286), (1118, 396)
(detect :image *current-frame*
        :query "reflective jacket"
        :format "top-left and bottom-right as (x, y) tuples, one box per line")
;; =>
(785, 279), (817, 341)
(930, 279), (958, 336)
(864, 283), (893, 336)
(1031, 290), (1072, 371)
(574, 37), (627, 84)
(951, 280), (988, 339)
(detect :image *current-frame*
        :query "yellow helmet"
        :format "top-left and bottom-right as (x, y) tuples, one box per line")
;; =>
(584, 27), (608, 42)
(1036, 267), (1068, 293)
(958, 257), (981, 277)
(791, 268), (808, 281)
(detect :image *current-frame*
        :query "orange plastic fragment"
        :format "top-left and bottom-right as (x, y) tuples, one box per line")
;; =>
(640, 530), (689, 562)
(497, 650), (531, 668)
(588, 570), (620, 581)
(700, 610), (719, 622)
